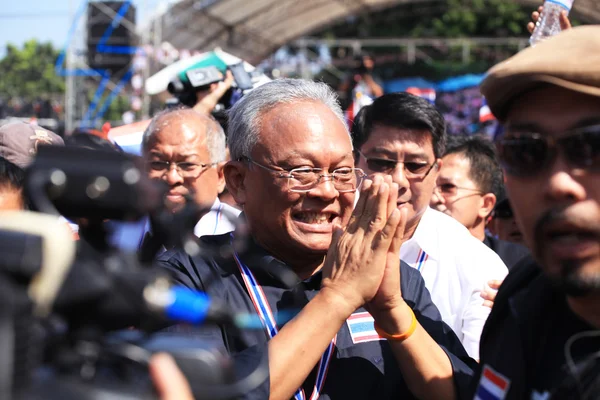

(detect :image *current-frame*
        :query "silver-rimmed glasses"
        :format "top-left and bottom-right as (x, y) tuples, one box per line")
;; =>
(241, 157), (366, 193)
(147, 160), (217, 178)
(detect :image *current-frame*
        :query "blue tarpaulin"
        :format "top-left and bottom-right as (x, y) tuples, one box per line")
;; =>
(435, 74), (486, 92)
(384, 77), (436, 93)
(384, 73), (486, 94)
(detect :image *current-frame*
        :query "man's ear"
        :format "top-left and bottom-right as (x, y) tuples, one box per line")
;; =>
(479, 193), (497, 220)
(224, 161), (247, 205)
(216, 161), (227, 194)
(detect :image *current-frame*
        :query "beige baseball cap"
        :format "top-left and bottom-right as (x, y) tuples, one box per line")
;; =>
(0, 121), (64, 168)
(481, 25), (600, 122)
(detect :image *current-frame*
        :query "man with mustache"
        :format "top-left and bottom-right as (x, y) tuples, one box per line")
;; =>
(158, 79), (475, 399)
(351, 93), (508, 359)
(123, 108), (240, 255)
(473, 26), (600, 399)
(430, 134), (530, 270)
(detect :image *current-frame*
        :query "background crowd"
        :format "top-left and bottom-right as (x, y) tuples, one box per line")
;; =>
(0, 2), (598, 400)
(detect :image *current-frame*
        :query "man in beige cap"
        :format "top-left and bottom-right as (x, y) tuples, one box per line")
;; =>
(0, 122), (64, 211)
(473, 26), (600, 399)
(0, 121), (64, 169)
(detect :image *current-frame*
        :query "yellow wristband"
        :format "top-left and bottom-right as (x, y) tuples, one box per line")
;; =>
(374, 307), (418, 342)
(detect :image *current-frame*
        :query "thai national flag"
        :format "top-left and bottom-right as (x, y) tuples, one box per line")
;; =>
(346, 312), (385, 344)
(406, 87), (436, 104)
(475, 365), (511, 400)
(480, 98), (496, 123)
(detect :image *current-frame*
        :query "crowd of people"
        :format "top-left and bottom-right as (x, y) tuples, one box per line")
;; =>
(0, 7), (599, 400)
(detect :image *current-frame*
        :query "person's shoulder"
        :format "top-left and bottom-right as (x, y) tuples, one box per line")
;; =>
(220, 202), (241, 217)
(495, 237), (530, 258)
(426, 208), (469, 231)
(157, 233), (233, 290)
(425, 208), (479, 244)
(157, 233), (231, 265)
(428, 209), (507, 270)
(400, 259), (422, 284)
(488, 257), (544, 317)
(486, 235), (531, 270)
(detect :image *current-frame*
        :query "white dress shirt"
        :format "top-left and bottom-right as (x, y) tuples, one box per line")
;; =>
(400, 207), (508, 359)
(193, 199), (240, 237)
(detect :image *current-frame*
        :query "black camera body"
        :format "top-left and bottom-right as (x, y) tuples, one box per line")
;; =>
(0, 145), (266, 399)
(166, 63), (255, 109)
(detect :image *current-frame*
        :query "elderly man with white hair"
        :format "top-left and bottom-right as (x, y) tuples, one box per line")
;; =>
(157, 79), (476, 400)
(112, 108), (240, 254)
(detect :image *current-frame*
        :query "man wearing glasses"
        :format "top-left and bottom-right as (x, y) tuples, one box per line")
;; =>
(430, 134), (530, 270)
(120, 108), (240, 255)
(351, 93), (508, 359)
(158, 79), (476, 399)
(474, 26), (600, 399)
(488, 196), (525, 246)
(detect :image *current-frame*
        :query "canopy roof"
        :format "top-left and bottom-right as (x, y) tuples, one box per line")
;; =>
(157, 0), (600, 64)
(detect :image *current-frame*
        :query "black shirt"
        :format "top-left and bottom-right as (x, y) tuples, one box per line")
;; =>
(157, 233), (477, 399)
(483, 233), (531, 270)
(474, 260), (600, 399)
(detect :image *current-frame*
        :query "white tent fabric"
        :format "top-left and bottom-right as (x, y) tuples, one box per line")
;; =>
(155, 0), (600, 64)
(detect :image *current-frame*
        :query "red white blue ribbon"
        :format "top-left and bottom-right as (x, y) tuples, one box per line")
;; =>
(233, 248), (336, 400)
(415, 248), (429, 272)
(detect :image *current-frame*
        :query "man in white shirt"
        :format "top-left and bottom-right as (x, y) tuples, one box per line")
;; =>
(113, 108), (239, 254)
(351, 92), (508, 358)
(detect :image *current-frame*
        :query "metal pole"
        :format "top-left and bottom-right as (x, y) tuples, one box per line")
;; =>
(64, 0), (76, 135)
(462, 40), (470, 64)
(407, 42), (416, 65)
(141, 0), (152, 120)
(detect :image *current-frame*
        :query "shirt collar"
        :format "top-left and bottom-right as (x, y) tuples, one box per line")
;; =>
(406, 207), (440, 260)
(232, 228), (322, 291)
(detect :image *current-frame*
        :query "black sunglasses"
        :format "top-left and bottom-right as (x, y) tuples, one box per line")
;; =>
(496, 124), (600, 177)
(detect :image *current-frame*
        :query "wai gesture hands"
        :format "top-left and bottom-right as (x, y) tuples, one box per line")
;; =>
(321, 175), (407, 315)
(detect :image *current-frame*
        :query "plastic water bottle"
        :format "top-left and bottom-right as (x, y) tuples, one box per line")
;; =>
(529, 0), (574, 46)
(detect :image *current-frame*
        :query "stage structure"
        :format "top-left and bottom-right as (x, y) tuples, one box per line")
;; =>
(154, 0), (600, 64)
(57, 0), (600, 131)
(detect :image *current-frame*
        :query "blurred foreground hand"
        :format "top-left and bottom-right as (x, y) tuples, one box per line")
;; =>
(150, 353), (195, 400)
(527, 4), (572, 34)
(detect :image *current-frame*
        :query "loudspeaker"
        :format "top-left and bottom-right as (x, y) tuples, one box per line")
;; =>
(86, 1), (137, 73)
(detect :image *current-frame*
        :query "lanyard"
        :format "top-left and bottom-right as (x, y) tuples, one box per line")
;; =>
(232, 249), (336, 400)
(415, 248), (429, 272)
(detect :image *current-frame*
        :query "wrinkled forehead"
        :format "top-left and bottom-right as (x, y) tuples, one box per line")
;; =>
(146, 114), (211, 148)
(440, 152), (472, 175)
(254, 101), (353, 161)
(505, 86), (600, 134)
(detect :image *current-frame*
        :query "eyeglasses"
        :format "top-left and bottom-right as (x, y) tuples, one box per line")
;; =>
(497, 124), (600, 177)
(147, 160), (217, 178)
(357, 151), (437, 180)
(435, 183), (484, 197)
(241, 157), (366, 193)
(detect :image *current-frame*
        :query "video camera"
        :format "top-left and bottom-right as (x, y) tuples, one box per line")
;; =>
(0, 145), (267, 399)
(167, 62), (256, 109)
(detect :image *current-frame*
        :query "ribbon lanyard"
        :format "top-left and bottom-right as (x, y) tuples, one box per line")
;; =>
(415, 248), (428, 272)
(233, 249), (336, 400)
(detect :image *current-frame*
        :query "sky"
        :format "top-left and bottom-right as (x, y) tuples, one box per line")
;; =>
(0, 0), (167, 57)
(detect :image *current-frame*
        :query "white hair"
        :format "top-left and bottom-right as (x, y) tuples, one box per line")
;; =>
(142, 107), (226, 163)
(227, 78), (348, 160)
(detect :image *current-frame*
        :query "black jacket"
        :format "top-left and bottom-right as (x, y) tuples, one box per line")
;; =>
(157, 232), (477, 399)
(474, 259), (600, 399)
(483, 233), (531, 270)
